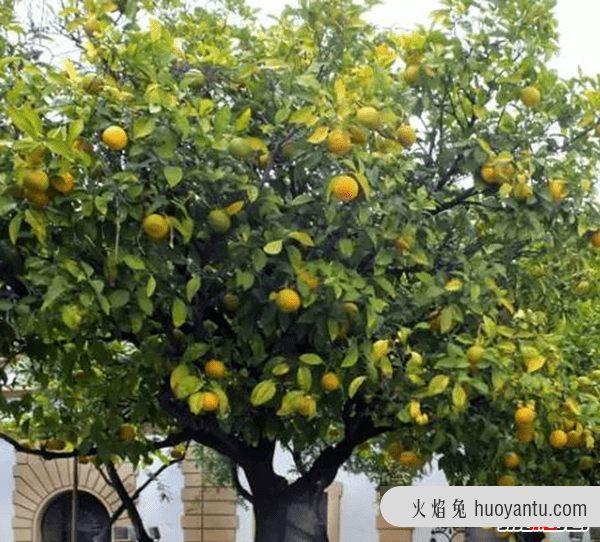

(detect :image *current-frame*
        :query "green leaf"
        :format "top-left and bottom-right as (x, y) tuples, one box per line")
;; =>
(46, 139), (73, 159)
(338, 239), (354, 257)
(109, 289), (130, 309)
(172, 298), (187, 328)
(98, 295), (110, 315)
(68, 118), (84, 143)
(149, 19), (162, 41)
(250, 380), (277, 406)
(452, 383), (468, 411)
(24, 210), (46, 241)
(175, 376), (202, 400)
(8, 213), (23, 244)
(252, 249), (267, 271)
(427, 374), (450, 396)
(164, 166), (183, 188)
(297, 366), (312, 392)
(374, 276), (396, 298)
(348, 376), (367, 398)
(235, 108), (252, 132)
(440, 306), (454, 333)
(210, 384), (230, 416)
(299, 353), (323, 365)
(287, 231), (315, 247)
(236, 269), (254, 290)
(214, 106), (232, 134)
(272, 362), (291, 376)
(41, 276), (70, 311)
(182, 343), (208, 363)
(264, 240), (283, 255)
(122, 254), (145, 271)
(134, 117), (156, 139)
(186, 275), (201, 302)
(341, 343), (359, 368)
(277, 390), (304, 416)
(7, 105), (41, 137)
(61, 305), (82, 329)
(147, 275), (156, 297)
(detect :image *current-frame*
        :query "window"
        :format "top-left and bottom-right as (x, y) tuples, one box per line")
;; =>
(41, 491), (110, 542)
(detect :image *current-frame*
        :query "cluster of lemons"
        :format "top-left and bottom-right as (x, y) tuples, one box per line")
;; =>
(18, 153), (76, 209)
(479, 85), (575, 205)
(319, 106), (417, 203)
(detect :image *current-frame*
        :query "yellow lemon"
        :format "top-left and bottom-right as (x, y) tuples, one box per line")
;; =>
(331, 175), (359, 202)
(549, 429), (567, 448)
(326, 128), (352, 156)
(399, 451), (421, 468)
(504, 452), (519, 469)
(275, 288), (302, 313)
(466, 345), (485, 366)
(102, 125), (128, 151)
(396, 125), (416, 148)
(51, 172), (75, 194)
(143, 214), (170, 241)
(548, 179), (566, 202)
(514, 406), (535, 425)
(23, 169), (49, 192)
(497, 474), (516, 486)
(119, 424), (136, 442)
(321, 372), (340, 391)
(202, 391), (220, 411)
(356, 106), (381, 129)
(372, 339), (390, 360)
(519, 86), (541, 107)
(205, 359), (226, 379)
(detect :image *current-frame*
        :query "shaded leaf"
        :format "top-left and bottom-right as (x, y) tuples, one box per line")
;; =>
(299, 354), (324, 365)
(348, 376), (367, 398)
(427, 374), (450, 395)
(250, 380), (277, 406)
(264, 240), (283, 255)
(172, 298), (187, 328)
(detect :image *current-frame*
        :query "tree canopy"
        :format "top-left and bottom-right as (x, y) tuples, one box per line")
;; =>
(3, 0), (600, 539)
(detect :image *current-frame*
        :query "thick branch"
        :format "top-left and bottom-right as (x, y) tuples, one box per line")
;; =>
(231, 464), (255, 503)
(105, 461), (153, 542)
(0, 432), (80, 459)
(95, 456), (184, 541)
(158, 380), (258, 470)
(432, 186), (478, 215)
(150, 429), (195, 450)
(288, 396), (394, 497)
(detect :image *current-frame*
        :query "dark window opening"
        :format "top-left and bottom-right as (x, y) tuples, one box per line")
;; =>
(41, 491), (110, 542)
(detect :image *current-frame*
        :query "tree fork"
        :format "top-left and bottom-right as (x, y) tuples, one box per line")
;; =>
(105, 461), (153, 542)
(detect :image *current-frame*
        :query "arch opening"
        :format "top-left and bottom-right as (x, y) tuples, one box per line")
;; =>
(41, 490), (110, 542)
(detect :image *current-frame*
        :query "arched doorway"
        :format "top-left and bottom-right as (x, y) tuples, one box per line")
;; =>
(41, 491), (110, 542)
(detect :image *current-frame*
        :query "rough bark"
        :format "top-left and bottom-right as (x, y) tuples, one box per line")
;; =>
(253, 486), (329, 542)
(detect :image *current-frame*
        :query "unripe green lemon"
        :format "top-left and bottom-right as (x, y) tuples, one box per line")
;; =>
(227, 137), (253, 159)
(207, 209), (231, 233)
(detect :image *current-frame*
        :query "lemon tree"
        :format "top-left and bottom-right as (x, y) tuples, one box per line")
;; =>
(3, 0), (600, 540)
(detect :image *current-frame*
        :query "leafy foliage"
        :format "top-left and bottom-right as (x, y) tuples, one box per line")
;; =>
(2, 0), (600, 510)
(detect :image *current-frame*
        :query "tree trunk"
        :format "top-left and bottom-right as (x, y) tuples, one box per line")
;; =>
(253, 486), (329, 542)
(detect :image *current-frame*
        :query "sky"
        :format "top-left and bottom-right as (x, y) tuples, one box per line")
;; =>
(3, 0), (600, 541)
